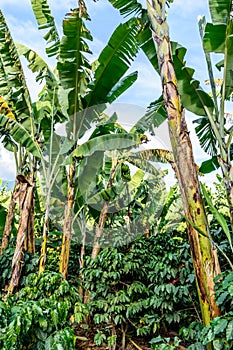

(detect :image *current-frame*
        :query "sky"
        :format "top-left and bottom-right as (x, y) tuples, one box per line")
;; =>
(0, 0), (229, 186)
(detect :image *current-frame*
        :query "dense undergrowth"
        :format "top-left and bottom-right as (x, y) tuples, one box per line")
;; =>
(0, 180), (233, 350)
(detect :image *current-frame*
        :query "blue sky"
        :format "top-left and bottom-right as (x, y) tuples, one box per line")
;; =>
(0, 0), (228, 186)
(1, 0), (211, 105)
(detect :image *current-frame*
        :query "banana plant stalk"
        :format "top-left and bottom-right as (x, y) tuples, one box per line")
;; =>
(24, 158), (36, 254)
(59, 163), (76, 278)
(38, 195), (50, 273)
(198, 15), (233, 228)
(0, 183), (19, 252)
(59, 1), (87, 278)
(147, 0), (221, 334)
(8, 177), (34, 294)
(91, 154), (118, 259)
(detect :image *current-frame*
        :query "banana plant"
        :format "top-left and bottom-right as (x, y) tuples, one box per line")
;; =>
(196, 0), (233, 228)
(67, 111), (172, 259)
(146, 1), (221, 335)
(107, 0), (232, 187)
(106, 0), (222, 337)
(16, 0), (156, 279)
(0, 9), (46, 293)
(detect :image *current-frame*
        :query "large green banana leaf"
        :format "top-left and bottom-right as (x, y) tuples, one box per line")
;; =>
(137, 23), (160, 73)
(58, 16), (141, 140)
(16, 42), (65, 134)
(203, 21), (233, 101)
(107, 0), (143, 16)
(30, 0), (60, 57)
(85, 18), (140, 107)
(194, 116), (218, 156)
(66, 133), (142, 163)
(208, 0), (232, 24)
(171, 42), (214, 117)
(0, 114), (41, 158)
(0, 10), (40, 161)
(106, 71), (138, 103)
(107, 1), (214, 118)
(0, 10), (33, 121)
(16, 42), (55, 84)
(131, 95), (167, 134)
(57, 8), (92, 119)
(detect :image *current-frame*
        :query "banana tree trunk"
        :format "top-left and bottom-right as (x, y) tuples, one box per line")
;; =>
(24, 186), (35, 254)
(91, 156), (118, 259)
(8, 178), (34, 294)
(79, 231), (86, 300)
(218, 157), (233, 225)
(59, 163), (75, 279)
(39, 202), (50, 274)
(0, 182), (19, 253)
(91, 202), (109, 259)
(147, 0), (221, 333)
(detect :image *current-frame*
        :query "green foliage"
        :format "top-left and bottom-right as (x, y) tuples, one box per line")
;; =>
(82, 232), (196, 339)
(150, 335), (181, 349)
(0, 271), (79, 349)
(215, 271), (233, 313)
(180, 270), (233, 349)
(0, 115), (41, 158)
(0, 180), (11, 235)
(201, 182), (233, 254)
(94, 330), (107, 346)
(203, 177), (233, 268)
(85, 18), (140, 107)
(57, 7), (92, 119)
(0, 10), (32, 121)
(200, 314), (233, 349)
(199, 271), (233, 349)
(0, 247), (38, 290)
(30, 0), (60, 57)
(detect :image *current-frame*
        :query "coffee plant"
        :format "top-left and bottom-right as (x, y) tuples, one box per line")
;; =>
(81, 232), (197, 346)
(0, 271), (79, 349)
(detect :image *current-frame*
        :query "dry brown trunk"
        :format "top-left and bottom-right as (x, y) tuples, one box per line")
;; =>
(0, 182), (19, 253)
(8, 180), (34, 294)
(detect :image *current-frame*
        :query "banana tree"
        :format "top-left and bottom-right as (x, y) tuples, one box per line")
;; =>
(106, 0), (221, 334)
(16, 0), (148, 279)
(147, 0), (221, 333)
(0, 9), (46, 293)
(196, 0), (233, 228)
(67, 108), (172, 259)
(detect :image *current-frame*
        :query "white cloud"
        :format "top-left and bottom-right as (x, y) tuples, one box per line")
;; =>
(116, 56), (162, 106)
(0, 143), (16, 181)
(136, 62), (161, 92)
(5, 14), (51, 60)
